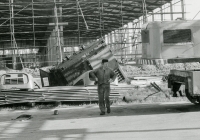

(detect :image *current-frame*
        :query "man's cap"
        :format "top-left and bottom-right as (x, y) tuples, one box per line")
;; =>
(102, 59), (108, 63)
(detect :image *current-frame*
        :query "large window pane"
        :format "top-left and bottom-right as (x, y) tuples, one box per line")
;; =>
(163, 29), (192, 43)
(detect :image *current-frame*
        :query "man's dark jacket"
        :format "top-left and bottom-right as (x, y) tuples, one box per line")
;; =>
(89, 66), (117, 85)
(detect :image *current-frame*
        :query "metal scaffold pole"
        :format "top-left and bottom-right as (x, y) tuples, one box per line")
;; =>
(54, 0), (63, 63)
(32, 0), (36, 67)
(142, 0), (148, 23)
(77, 0), (80, 46)
(181, 0), (185, 20)
(10, 0), (24, 69)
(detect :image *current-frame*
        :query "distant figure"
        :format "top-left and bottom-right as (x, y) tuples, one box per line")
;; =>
(89, 59), (117, 115)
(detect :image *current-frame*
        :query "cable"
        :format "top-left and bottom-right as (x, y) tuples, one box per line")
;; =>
(77, 0), (89, 30)
(192, 10), (200, 20)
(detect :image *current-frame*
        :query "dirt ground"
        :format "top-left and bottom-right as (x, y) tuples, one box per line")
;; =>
(0, 101), (200, 140)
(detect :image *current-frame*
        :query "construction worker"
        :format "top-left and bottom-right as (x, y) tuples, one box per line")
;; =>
(89, 59), (117, 115)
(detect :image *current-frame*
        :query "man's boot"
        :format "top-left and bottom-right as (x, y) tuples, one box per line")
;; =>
(107, 108), (111, 113)
(100, 112), (105, 115)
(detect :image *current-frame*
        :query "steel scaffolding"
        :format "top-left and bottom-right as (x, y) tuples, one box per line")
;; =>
(0, 0), (186, 68)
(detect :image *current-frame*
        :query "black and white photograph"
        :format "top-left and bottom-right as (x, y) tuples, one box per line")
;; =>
(0, 0), (200, 139)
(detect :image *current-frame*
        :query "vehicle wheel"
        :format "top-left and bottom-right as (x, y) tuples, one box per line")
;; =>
(185, 89), (200, 105)
(171, 83), (182, 97)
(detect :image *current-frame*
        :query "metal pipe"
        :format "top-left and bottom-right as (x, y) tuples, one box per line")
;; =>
(0, 12), (186, 20)
(99, 0), (103, 37)
(170, 2), (173, 20)
(54, 0), (63, 62)
(9, 0), (13, 56)
(160, 6), (163, 21)
(32, 0), (35, 47)
(77, 0), (80, 45)
(10, 0), (25, 69)
(0, 28), (142, 35)
(77, 0), (89, 30)
(181, 0), (185, 20)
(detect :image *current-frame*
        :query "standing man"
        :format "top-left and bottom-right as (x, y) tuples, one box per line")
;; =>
(89, 59), (117, 115)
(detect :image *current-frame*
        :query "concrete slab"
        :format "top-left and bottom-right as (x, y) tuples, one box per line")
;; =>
(0, 102), (200, 140)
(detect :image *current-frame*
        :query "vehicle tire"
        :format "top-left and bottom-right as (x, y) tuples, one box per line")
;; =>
(185, 89), (200, 105)
(171, 83), (182, 97)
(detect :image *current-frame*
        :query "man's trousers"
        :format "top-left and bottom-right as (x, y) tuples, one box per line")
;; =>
(98, 84), (110, 113)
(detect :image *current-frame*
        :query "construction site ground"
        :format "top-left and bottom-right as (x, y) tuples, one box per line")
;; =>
(0, 101), (200, 140)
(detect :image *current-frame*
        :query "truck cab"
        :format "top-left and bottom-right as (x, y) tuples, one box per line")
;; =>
(0, 72), (40, 91)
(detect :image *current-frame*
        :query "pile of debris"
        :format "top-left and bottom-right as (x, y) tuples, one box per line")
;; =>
(40, 39), (126, 86)
(22, 68), (40, 77)
(122, 62), (200, 78)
